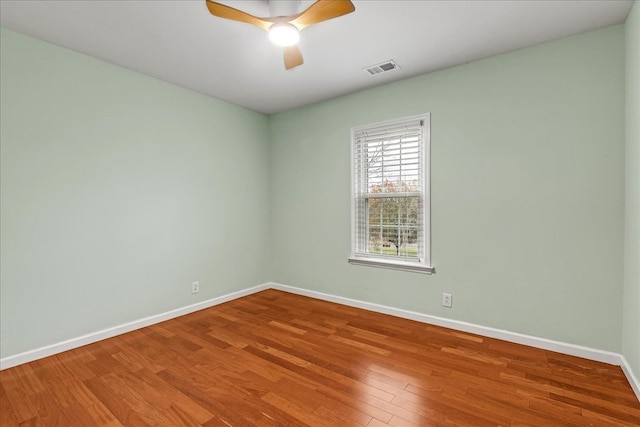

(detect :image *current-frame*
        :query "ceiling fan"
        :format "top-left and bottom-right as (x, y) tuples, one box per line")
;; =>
(205, 0), (355, 70)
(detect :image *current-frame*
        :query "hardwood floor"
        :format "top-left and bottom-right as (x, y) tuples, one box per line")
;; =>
(1, 289), (639, 426)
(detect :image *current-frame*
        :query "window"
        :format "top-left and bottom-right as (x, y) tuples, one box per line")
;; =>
(349, 114), (433, 273)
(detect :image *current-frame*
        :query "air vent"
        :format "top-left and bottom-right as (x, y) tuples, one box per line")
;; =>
(364, 60), (400, 76)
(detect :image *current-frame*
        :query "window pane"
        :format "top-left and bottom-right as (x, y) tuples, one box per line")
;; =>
(366, 196), (419, 258)
(365, 135), (422, 193)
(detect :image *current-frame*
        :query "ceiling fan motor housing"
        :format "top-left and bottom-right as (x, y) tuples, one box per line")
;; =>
(269, 0), (301, 18)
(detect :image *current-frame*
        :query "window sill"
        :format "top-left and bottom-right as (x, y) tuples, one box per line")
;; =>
(348, 257), (435, 274)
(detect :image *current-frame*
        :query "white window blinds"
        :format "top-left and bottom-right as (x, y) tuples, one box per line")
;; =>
(350, 114), (432, 273)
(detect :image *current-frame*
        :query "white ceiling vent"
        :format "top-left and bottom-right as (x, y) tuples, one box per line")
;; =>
(364, 60), (400, 76)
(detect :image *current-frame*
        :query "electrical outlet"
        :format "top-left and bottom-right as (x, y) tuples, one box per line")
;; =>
(442, 292), (452, 308)
(191, 281), (200, 294)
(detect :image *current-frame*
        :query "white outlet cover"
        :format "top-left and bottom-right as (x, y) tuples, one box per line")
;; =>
(442, 293), (452, 308)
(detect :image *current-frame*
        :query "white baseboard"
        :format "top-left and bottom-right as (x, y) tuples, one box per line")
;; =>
(267, 282), (640, 401)
(621, 355), (640, 401)
(2, 280), (638, 402)
(0, 283), (270, 370)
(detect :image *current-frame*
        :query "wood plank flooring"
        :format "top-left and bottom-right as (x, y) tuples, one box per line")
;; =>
(1, 289), (639, 426)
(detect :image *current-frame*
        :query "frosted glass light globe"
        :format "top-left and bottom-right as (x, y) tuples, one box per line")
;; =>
(269, 23), (300, 46)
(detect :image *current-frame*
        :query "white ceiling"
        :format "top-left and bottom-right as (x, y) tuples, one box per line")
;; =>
(0, 0), (633, 115)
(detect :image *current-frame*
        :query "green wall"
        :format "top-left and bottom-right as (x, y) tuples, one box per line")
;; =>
(624, 1), (640, 377)
(0, 28), (271, 358)
(270, 25), (625, 352)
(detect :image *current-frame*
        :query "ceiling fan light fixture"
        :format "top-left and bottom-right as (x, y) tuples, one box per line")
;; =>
(268, 23), (300, 46)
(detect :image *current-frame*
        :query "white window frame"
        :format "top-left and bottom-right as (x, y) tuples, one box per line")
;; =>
(349, 113), (433, 274)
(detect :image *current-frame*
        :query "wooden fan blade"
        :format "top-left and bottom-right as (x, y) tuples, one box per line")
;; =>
(290, 0), (355, 31)
(284, 46), (304, 70)
(205, 0), (273, 32)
